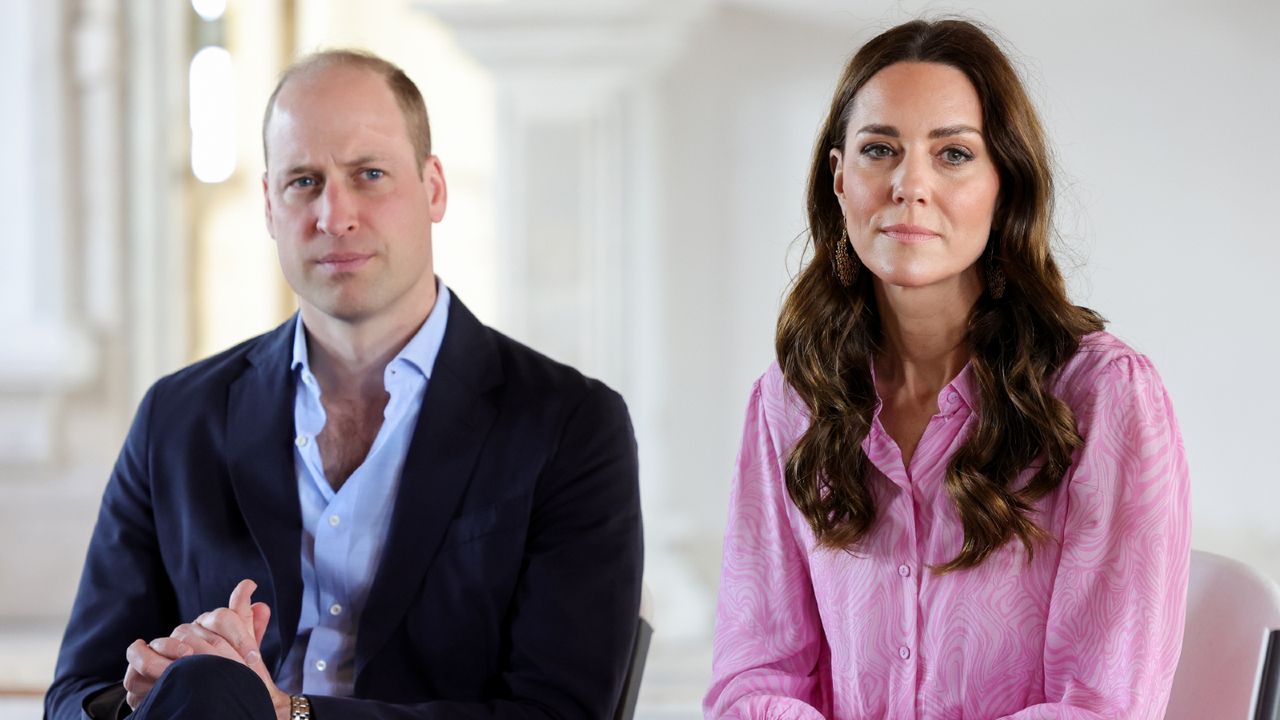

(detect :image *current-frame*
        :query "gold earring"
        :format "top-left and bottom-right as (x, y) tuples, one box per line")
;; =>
(833, 224), (858, 287)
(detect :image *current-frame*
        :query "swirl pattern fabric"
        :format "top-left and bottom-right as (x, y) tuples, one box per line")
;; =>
(705, 332), (1191, 720)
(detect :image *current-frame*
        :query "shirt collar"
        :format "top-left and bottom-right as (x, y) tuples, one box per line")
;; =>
(290, 279), (452, 382)
(867, 357), (977, 415)
(943, 362), (976, 414)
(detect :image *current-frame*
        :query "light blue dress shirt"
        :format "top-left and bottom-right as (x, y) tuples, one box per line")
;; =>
(275, 283), (451, 696)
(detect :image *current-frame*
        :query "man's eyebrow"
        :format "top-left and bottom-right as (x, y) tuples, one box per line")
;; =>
(344, 155), (386, 168)
(280, 156), (391, 176)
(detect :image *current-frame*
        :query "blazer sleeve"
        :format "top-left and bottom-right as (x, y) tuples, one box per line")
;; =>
(44, 384), (182, 720)
(308, 382), (644, 720)
(996, 354), (1191, 720)
(703, 380), (829, 720)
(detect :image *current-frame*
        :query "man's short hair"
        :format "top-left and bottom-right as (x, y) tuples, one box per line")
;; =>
(261, 49), (432, 169)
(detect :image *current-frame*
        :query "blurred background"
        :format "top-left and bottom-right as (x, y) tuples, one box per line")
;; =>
(2, 0), (1277, 717)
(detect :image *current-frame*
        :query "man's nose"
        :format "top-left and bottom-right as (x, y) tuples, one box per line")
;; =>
(891, 152), (931, 206)
(316, 183), (358, 236)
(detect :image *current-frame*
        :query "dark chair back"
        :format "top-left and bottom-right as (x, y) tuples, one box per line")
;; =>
(613, 617), (653, 720)
(1257, 630), (1280, 720)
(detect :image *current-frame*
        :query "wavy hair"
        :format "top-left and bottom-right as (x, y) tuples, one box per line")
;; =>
(777, 19), (1105, 571)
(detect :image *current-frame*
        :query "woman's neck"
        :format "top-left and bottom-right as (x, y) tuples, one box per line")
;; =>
(873, 270), (981, 401)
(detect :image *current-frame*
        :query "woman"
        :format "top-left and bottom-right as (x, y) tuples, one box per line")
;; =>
(705, 19), (1189, 720)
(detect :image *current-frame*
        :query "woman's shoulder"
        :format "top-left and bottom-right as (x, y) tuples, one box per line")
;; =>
(752, 361), (812, 436)
(1054, 330), (1167, 410)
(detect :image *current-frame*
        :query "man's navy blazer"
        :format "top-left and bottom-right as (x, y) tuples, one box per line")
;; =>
(45, 294), (644, 719)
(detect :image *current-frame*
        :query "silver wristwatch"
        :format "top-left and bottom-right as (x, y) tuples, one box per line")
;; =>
(290, 695), (312, 720)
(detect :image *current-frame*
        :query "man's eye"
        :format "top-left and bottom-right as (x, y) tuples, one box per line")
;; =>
(362, 169), (386, 181)
(290, 177), (316, 189)
(860, 143), (894, 159)
(941, 147), (974, 165)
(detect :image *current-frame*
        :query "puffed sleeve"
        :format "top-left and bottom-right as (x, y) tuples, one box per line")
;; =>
(704, 378), (830, 720)
(997, 354), (1191, 719)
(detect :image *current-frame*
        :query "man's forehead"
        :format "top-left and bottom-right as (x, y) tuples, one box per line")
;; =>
(272, 64), (392, 119)
(265, 68), (412, 167)
(266, 120), (408, 170)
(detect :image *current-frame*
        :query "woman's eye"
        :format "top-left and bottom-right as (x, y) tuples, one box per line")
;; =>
(941, 147), (974, 165)
(860, 143), (894, 159)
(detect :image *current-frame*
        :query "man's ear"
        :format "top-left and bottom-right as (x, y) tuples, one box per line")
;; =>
(424, 155), (447, 223)
(262, 172), (276, 239)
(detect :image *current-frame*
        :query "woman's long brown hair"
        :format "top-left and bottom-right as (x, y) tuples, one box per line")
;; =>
(777, 19), (1105, 571)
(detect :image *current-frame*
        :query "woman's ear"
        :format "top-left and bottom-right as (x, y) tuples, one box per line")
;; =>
(830, 148), (846, 209)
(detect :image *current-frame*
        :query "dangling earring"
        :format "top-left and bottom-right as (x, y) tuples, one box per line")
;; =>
(833, 223), (858, 287)
(985, 253), (1006, 300)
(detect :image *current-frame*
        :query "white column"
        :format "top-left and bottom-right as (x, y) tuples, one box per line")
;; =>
(417, 0), (714, 640)
(0, 0), (190, 623)
(0, 0), (96, 465)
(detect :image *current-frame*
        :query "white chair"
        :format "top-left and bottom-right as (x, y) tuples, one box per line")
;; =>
(1167, 550), (1280, 720)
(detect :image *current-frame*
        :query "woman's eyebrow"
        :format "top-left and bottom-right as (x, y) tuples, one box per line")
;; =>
(856, 123), (898, 137)
(854, 124), (983, 139)
(929, 124), (982, 139)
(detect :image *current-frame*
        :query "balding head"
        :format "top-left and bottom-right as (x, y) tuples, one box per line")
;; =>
(262, 50), (432, 174)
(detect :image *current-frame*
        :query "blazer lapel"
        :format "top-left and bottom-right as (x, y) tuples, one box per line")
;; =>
(225, 316), (304, 671)
(355, 295), (503, 675)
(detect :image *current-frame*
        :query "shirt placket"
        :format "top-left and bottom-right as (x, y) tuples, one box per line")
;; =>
(306, 488), (350, 690)
(909, 384), (968, 717)
(867, 420), (922, 720)
(893, 483), (922, 720)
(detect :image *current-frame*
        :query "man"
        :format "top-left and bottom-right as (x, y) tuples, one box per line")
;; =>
(45, 50), (643, 720)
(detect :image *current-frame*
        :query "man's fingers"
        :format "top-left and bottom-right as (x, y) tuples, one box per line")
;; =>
(147, 636), (193, 660)
(194, 607), (253, 657)
(125, 639), (174, 681)
(225, 579), (263, 661)
(251, 601), (271, 649)
(228, 579), (257, 623)
(171, 622), (239, 661)
(123, 638), (177, 709)
(122, 666), (154, 708)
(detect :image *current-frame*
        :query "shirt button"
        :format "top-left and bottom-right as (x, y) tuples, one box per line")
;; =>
(899, 646), (911, 660)
(329, 603), (343, 616)
(315, 659), (327, 671)
(295, 435), (309, 447)
(898, 564), (911, 577)
(328, 514), (340, 527)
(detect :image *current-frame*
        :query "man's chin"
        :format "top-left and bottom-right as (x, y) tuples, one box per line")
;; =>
(301, 295), (379, 325)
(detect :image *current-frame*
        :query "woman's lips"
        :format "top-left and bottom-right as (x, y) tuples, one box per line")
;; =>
(316, 253), (373, 272)
(881, 224), (939, 244)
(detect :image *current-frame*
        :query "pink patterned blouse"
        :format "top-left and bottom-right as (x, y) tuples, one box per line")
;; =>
(705, 332), (1191, 720)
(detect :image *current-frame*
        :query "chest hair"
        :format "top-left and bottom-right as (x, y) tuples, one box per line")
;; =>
(317, 394), (387, 491)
